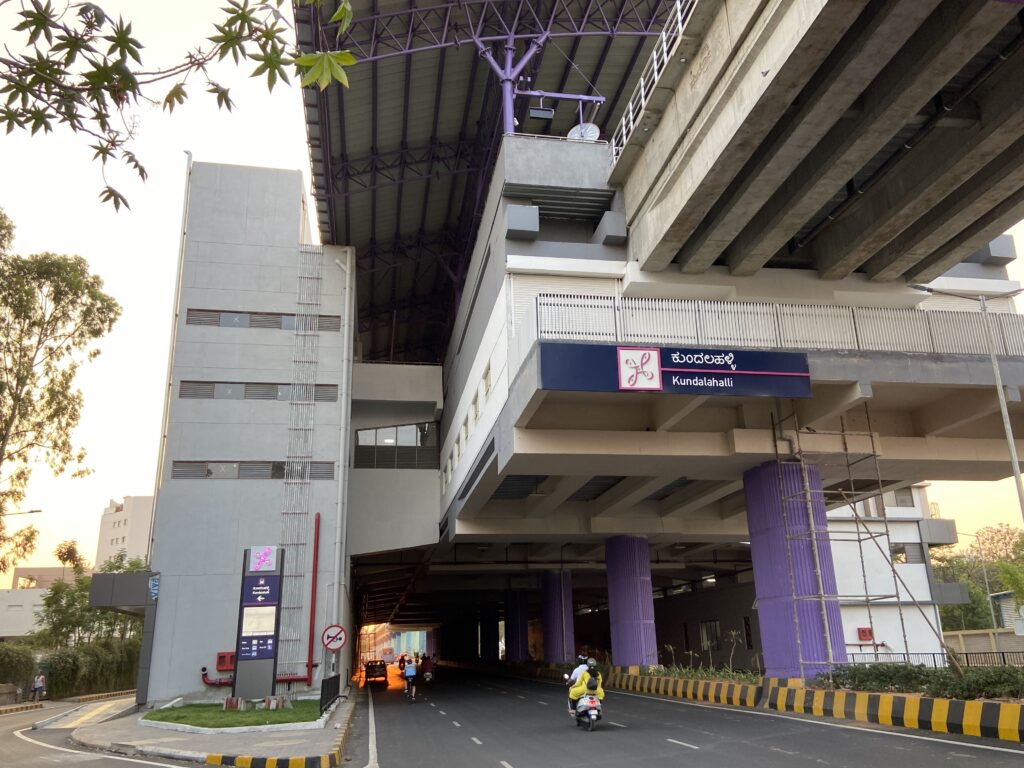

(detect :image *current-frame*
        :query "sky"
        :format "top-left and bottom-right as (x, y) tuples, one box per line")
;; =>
(1, 5), (1023, 587)
(0, 2), (314, 585)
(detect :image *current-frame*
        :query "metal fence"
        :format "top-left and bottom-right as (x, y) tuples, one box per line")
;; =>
(320, 673), (342, 714)
(846, 651), (1024, 668)
(610, 0), (699, 166)
(526, 293), (1024, 357)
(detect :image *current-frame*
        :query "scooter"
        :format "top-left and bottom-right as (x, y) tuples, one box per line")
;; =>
(574, 690), (602, 731)
(564, 672), (602, 731)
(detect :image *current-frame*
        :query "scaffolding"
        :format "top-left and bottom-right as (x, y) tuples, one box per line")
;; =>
(277, 244), (325, 679)
(770, 403), (948, 678)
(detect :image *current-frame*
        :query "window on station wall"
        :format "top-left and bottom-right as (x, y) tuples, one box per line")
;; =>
(743, 616), (754, 650)
(882, 487), (915, 508)
(699, 620), (721, 652)
(353, 422), (439, 469)
(889, 542), (925, 565)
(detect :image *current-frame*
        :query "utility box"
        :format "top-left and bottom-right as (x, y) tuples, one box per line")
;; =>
(216, 651), (236, 672)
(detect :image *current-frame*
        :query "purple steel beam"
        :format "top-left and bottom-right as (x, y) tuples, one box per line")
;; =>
(599, 35), (647, 134)
(331, 139), (477, 188)
(330, 0), (668, 65)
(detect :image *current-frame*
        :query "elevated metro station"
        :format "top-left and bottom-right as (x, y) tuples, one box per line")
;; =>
(124, 0), (1024, 703)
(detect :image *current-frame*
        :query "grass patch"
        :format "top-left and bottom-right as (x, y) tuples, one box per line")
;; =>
(143, 699), (321, 728)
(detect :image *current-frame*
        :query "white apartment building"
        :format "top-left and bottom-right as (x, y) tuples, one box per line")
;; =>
(94, 496), (154, 568)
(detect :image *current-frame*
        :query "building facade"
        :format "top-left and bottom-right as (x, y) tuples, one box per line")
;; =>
(94, 496), (154, 568)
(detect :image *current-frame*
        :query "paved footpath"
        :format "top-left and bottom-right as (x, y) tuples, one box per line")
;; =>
(71, 695), (353, 763)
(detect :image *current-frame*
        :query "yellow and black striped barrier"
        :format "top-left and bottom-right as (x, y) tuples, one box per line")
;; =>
(767, 685), (1024, 743)
(606, 669), (761, 708)
(206, 753), (340, 767)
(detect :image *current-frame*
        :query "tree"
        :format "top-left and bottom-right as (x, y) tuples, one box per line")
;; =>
(0, 210), (120, 572)
(966, 523), (1024, 563)
(54, 539), (88, 575)
(33, 547), (148, 646)
(1, 0), (355, 209)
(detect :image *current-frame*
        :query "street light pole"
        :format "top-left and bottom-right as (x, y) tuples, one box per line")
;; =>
(910, 284), (1024, 527)
(979, 295), (1024, 523)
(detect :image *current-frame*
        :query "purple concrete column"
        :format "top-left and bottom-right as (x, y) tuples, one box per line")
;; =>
(504, 589), (529, 662)
(424, 629), (436, 657)
(480, 602), (500, 662)
(744, 461), (847, 679)
(605, 535), (658, 666)
(542, 571), (575, 663)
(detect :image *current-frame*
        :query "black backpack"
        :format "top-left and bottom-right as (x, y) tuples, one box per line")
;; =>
(586, 674), (599, 691)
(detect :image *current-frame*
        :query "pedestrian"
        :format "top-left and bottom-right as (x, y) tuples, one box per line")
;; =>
(31, 670), (45, 703)
(398, 654), (407, 673)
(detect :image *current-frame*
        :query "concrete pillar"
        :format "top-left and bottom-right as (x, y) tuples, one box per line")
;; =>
(605, 535), (658, 666)
(744, 461), (847, 679)
(424, 628), (436, 657)
(480, 602), (500, 662)
(542, 571), (576, 663)
(504, 589), (529, 662)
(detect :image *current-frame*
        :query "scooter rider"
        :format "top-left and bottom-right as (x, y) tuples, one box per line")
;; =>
(568, 658), (605, 714)
(567, 654), (588, 714)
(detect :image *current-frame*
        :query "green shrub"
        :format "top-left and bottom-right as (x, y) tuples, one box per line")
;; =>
(820, 663), (1024, 700)
(646, 664), (761, 684)
(46, 649), (80, 699)
(0, 644), (37, 692)
(42, 638), (140, 699)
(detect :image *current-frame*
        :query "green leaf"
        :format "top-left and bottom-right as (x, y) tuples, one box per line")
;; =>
(329, 2), (354, 35)
(163, 83), (187, 113)
(295, 50), (353, 90)
(99, 186), (130, 211)
(122, 150), (148, 182)
(103, 17), (144, 65)
(207, 84), (235, 111)
(15, 0), (58, 47)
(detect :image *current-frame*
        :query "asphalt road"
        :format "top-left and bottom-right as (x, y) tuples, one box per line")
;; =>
(0, 702), (193, 768)
(345, 667), (1024, 767)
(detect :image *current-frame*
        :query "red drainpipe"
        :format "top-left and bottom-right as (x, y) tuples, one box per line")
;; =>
(203, 513), (321, 687)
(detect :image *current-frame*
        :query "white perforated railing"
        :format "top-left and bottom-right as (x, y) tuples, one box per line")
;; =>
(509, 293), (1024, 371)
(610, 0), (699, 166)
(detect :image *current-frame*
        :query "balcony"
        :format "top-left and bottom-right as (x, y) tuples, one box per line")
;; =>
(510, 293), (1024, 373)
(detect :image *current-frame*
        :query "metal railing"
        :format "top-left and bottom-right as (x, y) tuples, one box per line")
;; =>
(610, 0), (699, 166)
(847, 651), (1024, 668)
(518, 293), (1024, 362)
(320, 673), (341, 714)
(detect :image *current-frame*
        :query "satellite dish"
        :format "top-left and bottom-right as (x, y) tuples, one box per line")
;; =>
(567, 122), (600, 142)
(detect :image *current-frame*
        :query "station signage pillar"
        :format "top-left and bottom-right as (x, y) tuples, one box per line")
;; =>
(233, 546), (284, 699)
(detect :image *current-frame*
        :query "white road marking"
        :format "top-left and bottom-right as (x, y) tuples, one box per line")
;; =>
(364, 684), (379, 768)
(611, 690), (1024, 756)
(667, 738), (699, 750)
(500, 690), (509, 695)
(537, 701), (549, 705)
(608, 721), (627, 728)
(516, 695), (526, 700)
(14, 729), (182, 767)
(500, 762), (515, 768)
(452, 721), (462, 727)
(471, 737), (482, 745)
(430, 703), (436, 708)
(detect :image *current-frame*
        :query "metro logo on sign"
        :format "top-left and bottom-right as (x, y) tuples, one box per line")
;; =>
(617, 347), (662, 391)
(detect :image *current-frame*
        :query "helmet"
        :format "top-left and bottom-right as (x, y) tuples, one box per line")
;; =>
(586, 657), (597, 669)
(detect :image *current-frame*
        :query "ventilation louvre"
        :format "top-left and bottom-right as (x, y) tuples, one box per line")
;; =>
(179, 381), (215, 399)
(172, 462), (207, 479)
(186, 309), (220, 326)
(245, 383), (280, 400)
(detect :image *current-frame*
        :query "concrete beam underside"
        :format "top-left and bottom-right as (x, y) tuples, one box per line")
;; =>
(675, 0), (939, 273)
(725, 0), (1018, 275)
(629, 0), (866, 272)
(811, 44), (1024, 279)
